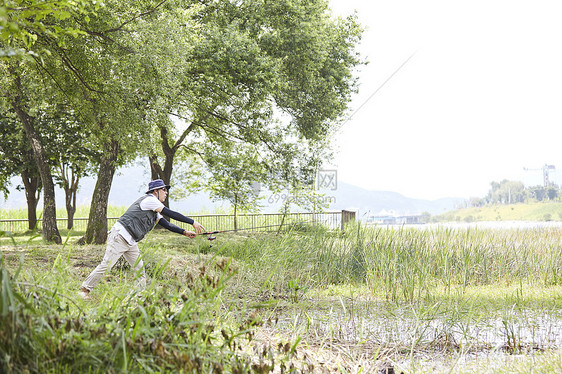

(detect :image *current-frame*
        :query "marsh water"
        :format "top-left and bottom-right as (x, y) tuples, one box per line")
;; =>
(281, 302), (562, 349)
(270, 300), (562, 372)
(373, 220), (562, 230)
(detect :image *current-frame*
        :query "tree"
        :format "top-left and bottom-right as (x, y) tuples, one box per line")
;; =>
(527, 185), (546, 202)
(1, 0), (95, 242)
(468, 196), (485, 208)
(147, 118), (201, 210)
(486, 180), (525, 204)
(0, 110), (42, 230)
(40, 107), (101, 229)
(1, 70), (62, 243)
(147, 0), (363, 210)
(275, 182), (330, 233)
(546, 185), (559, 201)
(3, 0), (195, 243)
(3, 0), (362, 245)
(204, 145), (266, 230)
(1, 97), (102, 233)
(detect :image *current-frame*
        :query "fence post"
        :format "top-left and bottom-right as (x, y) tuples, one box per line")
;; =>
(341, 210), (356, 230)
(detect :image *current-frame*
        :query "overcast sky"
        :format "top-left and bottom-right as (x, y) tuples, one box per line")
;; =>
(4, 1), (562, 210)
(328, 0), (562, 200)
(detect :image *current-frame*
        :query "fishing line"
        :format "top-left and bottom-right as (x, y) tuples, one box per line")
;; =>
(338, 51), (417, 129)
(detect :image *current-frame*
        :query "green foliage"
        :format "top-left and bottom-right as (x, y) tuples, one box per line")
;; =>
(204, 145), (266, 214)
(276, 182), (330, 214)
(2, 0), (363, 244)
(487, 180), (526, 204)
(0, 0), (93, 57)
(0, 252), (263, 373)
(475, 179), (561, 208)
(0, 111), (36, 199)
(148, 0), (363, 204)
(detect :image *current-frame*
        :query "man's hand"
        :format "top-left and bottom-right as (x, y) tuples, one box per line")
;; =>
(192, 221), (205, 234)
(183, 230), (197, 238)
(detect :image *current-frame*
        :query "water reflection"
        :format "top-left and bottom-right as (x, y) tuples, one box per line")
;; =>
(370, 221), (562, 230)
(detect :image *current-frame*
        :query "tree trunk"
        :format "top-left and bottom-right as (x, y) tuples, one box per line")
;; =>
(21, 170), (40, 231)
(63, 168), (79, 230)
(149, 155), (171, 208)
(149, 155), (160, 181)
(148, 155), (169, 229)
(149, 153), (173, 209)
(67, 187), (76, 230)
(149, 135), (174, 226)
(82, 140), (120, 244)
(11, 77), (61, 244)
(149, 123), (197, 209)
(233, 194), (238, 231)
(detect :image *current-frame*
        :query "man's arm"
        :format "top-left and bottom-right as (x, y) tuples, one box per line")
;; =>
(158, 217), (196, 238)
(159, 207), (205, 233)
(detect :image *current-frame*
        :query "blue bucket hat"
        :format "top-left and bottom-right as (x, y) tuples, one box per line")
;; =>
(146, 179), (171, 193)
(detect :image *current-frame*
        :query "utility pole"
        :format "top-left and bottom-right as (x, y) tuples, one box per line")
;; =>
(523, 164), (556, 187)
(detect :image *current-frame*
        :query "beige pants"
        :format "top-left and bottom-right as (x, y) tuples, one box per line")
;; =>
(81, 228), (146, 292)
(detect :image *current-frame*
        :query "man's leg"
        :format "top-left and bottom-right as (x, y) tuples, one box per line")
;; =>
(121, 242), (146, 291)
(81, 229), (128, 293)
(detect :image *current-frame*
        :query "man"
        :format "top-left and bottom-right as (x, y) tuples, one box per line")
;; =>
(78, 179), (205, 300)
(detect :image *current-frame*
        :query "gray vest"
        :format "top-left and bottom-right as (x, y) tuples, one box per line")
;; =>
(117, 195), (158, 242)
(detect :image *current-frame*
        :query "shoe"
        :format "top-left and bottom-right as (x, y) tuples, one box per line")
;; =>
(78, 287), (91, 300)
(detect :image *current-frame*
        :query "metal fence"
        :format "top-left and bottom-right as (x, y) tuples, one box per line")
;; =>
(0, 210), (356, 234)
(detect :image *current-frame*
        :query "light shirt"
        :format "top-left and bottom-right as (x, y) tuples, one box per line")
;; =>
(113, 195), (164, 245)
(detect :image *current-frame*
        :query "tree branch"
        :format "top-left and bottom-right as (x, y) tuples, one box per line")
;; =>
(32, 56), (75, 99)
(149, 154), (165, 177)
(84, 30), (136, 54)
(206, 109), (250, 131)
(197, 122), (247, 143)
(172, 122), (195, 150)
(52, 43), (104, 94)
(104, 0), (169, 33)
(179, 144), (208, 165)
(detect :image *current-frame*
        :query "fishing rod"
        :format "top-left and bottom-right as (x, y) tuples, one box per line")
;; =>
(197, 221), (312, 245)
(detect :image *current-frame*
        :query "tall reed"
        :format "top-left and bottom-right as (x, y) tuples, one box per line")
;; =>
(219, 223), (562, 302)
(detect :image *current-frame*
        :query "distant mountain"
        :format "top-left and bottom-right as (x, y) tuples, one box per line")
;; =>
(0, 169), (227, 213)
(323, 182), (463, 218)
(1, 173), (462, 218)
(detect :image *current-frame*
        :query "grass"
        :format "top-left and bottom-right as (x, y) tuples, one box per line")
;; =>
(0, 236), (277, 373)
(0, 206), (130, 220)
(435, 201), (562, 222)
(1, 223), (562, 372)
